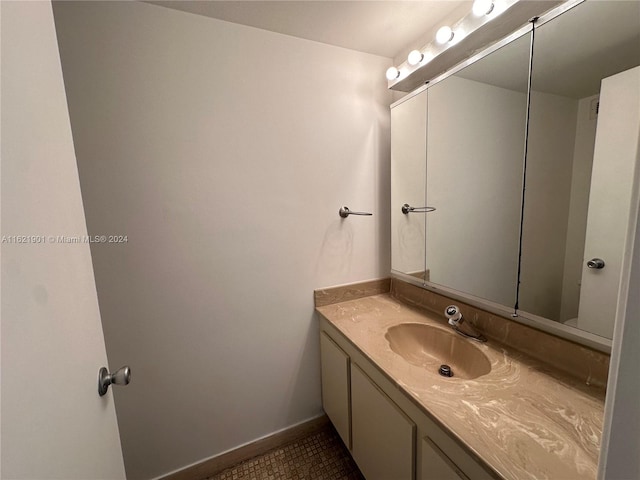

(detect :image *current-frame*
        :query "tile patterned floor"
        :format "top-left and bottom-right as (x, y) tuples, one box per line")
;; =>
(206, 426), (364, 480)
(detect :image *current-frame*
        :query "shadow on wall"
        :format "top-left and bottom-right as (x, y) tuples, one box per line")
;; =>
(316, 220), (354, 278)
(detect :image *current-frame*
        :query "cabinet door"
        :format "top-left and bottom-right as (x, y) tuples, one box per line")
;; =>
(351, 364), (415, 480)
(421, 437), (469, 480)
(320, 333), (351, 448)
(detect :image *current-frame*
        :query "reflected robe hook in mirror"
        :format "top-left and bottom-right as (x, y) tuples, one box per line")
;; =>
(339, 206), (372, 218)
(402, 204), (436, 214)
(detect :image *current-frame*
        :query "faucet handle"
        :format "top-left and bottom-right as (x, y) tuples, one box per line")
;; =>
(445, 305), (463, 325)
(445, 305), (486, 342)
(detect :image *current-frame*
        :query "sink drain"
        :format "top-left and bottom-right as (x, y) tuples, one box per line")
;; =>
(438, 364), (453, 377)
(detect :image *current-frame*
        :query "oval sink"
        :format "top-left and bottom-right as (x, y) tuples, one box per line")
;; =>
(385, 323), (491, 380)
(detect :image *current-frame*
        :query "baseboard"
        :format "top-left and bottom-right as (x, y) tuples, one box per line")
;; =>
(160, 414), (330, 480)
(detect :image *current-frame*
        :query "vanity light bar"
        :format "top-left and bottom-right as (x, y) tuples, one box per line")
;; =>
(387, 0), (518, 87)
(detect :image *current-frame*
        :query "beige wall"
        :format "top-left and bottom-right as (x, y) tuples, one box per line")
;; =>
(1, 1), (125, 478)
(52, 2), (392, 479)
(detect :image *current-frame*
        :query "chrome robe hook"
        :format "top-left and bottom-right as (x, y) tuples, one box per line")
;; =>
(339, 206), (372, 218)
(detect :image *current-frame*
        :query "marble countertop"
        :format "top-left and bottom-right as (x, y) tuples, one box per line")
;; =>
(317, 293), (605, 480)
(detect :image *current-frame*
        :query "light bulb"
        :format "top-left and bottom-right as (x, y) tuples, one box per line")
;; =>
(436, 26), (454, 44)
(386, 66), (400, 81)
(473, 0), (494, 16)
(407, 50), (424, 66)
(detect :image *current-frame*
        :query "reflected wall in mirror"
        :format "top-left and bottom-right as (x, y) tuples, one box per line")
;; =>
(425, 32), (531, 307)
(391, 89), (428, 281)
(518, 0), (640, 338)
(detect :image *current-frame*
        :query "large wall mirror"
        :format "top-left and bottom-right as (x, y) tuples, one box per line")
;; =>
(390, 0), (640, 349)
(519, 0), (640, 339)
(426, 32), (530, 308)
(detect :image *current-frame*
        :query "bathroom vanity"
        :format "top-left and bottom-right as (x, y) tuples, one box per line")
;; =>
(316, 280), (605, 480)
(317, 1), (637, 477)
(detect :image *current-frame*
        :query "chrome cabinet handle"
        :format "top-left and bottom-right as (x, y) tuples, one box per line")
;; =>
(98, 365), (131, 396)
(402, 203), (436, 214)
(587, 258), (605, 269)
(339, 206), (372, 218)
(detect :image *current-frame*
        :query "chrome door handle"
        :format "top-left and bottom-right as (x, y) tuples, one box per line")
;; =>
(98, 365), (131, 396)
(587, 258), (605, 269)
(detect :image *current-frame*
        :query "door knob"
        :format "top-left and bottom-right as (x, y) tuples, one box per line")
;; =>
(587, 258), (605, 269)
(98, 365), (131, 396)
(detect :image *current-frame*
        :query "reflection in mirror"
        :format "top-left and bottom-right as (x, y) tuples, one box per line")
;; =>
(518, 0), (640, 338)
(425, 32), (531, 307)
(391, 90), (428, 281)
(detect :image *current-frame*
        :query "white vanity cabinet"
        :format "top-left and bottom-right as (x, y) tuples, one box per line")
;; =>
(320, 319), (496, 480)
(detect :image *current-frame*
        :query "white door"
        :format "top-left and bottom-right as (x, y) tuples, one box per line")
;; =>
(1, 2), (126, 478)
(577, 66), (640, 338)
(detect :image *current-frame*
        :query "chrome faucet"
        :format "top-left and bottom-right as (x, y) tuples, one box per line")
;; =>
(444, 305), (486, 342)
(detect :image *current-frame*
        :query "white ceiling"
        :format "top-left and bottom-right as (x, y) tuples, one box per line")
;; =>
(147, 1), (470, 59)
(146, 1), (640, 97)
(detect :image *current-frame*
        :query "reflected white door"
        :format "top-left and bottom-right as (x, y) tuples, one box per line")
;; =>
(578, 66), (640, 338)
(1, 2), (126, 478)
